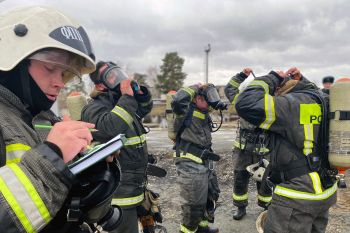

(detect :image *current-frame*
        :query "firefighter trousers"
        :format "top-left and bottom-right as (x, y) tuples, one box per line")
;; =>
(264, 202), (329, 233)
(176, 160), (213, 231)
(232, 150), (272, 208)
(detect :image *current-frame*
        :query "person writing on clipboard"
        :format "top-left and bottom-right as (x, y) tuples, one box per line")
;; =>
(0, 6), (97, 232)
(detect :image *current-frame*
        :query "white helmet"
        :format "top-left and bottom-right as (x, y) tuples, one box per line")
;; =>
(0, 6), (95, 76)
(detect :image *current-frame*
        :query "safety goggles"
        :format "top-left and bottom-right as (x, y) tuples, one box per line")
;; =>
(99, 63), (128, 90)
(28, 49), (84, 85)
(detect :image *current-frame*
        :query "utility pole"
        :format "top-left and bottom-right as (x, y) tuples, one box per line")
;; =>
(204, 43), (211, 83)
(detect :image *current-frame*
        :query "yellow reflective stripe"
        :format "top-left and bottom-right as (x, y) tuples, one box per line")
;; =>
(193, 110), (205, 120)
(274, 182), (337, 201)
(303, 124), (314, 155)
(181, 87), (195, 99)
(6, 144), (31, 164)
(8, 164), (51, 223)
(258, 194), (272, 203)
(111, 106), (133, 125)
(232, 93), (240, 105)
(198, 220), (209, 227)
(232, 192), (248, 201)
(232, 140), (269, 153)
(309, 172), (323, 194)
(112, 193), (144, 206)
(229, 79), (239, 88)
(232, 140), (244, 149)
(259, 94), (275, 129)
(180, 224), (196, 233)
(0, 176), (35, 233)
(0, 164), (51, 233)
(173, 152), (203, 164)
(249, 80), (269, 93)
(259, 147), (270, 153)
(6, 144), (31, 152)
(124, 134), (146, 146)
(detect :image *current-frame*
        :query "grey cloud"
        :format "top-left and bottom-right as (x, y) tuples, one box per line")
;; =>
(1, 0), (350, 86)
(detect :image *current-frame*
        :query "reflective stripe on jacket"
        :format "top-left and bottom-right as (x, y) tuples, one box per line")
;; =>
(172, 86), (212, 149)
(112, 193), (144, 206)
(0, 84), (74, 232)
(235, 73), (336, 212)
(225, 73), (270, 155)
(81, 90), (152, 206)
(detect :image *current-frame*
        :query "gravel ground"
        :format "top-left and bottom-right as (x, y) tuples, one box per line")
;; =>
(145, 128), (350, 233)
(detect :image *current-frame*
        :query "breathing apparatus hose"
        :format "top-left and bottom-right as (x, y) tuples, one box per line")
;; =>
(211, 109), (223, 133)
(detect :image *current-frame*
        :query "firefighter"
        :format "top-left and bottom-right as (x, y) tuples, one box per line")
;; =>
(81, 60), (153, 233)
(0, 6), (96, 232)
(321, 76), (335, 94)
(172, 84), (223, 233)
(224, 68), (272, 220)
(235, 67), (337, 233)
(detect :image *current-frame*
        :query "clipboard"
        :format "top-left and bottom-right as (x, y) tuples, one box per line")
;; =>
(68, 134), (126, 175)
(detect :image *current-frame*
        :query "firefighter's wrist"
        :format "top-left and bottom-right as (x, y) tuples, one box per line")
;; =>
(44, 141), (63, 159)
(237, 72), (248, 82)
(135, 86), (151, 102)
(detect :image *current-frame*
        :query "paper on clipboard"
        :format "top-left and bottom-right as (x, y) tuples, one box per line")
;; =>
(68, 134), (126, 175)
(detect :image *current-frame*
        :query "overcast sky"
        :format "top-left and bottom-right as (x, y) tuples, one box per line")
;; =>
(1, 0), (350, 86)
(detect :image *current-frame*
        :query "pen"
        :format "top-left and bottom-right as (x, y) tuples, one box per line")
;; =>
(34, 124), (98, 132)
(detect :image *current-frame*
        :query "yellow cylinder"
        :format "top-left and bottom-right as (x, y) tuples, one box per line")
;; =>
(328, 80), (350, 170)
(166, 91), (177, 141)
(66, 93), (87, 121)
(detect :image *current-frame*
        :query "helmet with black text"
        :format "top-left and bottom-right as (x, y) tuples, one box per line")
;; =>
(0, 6), (95, 74)
(0, 6), (96, 114)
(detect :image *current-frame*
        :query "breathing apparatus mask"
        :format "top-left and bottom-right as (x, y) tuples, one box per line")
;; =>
(98, 62), (139, 94)
(200, 84), (228, 110)
(65, 161), (123, 231)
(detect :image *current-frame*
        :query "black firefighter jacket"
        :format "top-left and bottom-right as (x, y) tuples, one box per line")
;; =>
(225, 72), (270, 154)
(235, 72), (337, 213)
(81, 86), (153, 208)
(172, 85), (212, 164)
(0, 84), (75, 233)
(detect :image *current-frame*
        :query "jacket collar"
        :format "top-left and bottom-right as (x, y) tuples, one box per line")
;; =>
(0, 84), (33, 125)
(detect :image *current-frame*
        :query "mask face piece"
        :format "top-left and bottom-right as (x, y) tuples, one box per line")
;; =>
(100, 64), (128, 90)
(202, 84), (228, 110)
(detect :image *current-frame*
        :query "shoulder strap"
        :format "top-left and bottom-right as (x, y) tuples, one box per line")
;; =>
(0, 128), (6, 167)
(175, 103), (195, 157)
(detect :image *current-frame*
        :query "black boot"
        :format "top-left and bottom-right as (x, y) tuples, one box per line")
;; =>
(233, 207), (246, 220)
(196, 226), (219, 233)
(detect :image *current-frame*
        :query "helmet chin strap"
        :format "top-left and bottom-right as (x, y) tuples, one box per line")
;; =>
(19, 60), (55, 115)
(19, 61), (34, 110)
